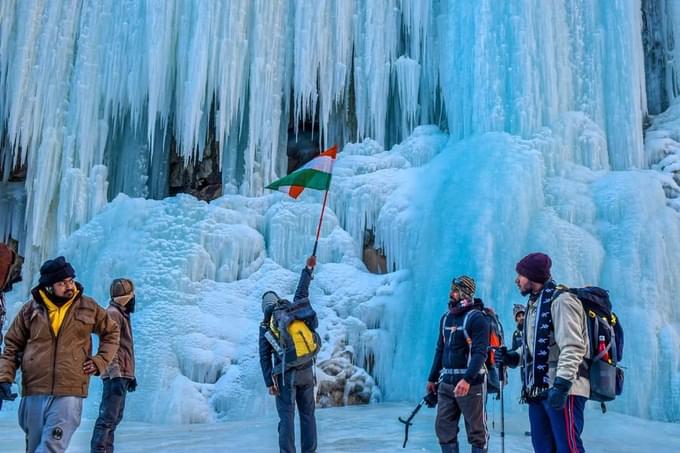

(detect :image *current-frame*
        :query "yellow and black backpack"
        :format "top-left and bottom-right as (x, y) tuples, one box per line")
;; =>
(265, 297), (321, 374)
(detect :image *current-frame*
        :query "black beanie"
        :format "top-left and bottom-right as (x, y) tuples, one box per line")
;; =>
(515, 252), (552, 284)
(39, 256), (76, 287)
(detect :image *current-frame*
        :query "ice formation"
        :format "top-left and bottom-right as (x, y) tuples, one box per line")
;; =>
(0, 0), (679, 424)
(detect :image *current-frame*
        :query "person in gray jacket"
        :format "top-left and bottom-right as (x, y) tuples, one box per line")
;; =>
(496, 252), (589, 453)
(91, 278), (137, 453)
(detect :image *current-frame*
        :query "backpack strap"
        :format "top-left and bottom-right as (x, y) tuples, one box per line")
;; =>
(462, 309), (482, 369)
(441, 312), (448, 344)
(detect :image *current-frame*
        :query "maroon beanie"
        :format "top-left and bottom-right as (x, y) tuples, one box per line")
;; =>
(515, 252), (552, 283)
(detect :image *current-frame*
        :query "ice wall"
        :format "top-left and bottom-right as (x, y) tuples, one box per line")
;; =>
(0, 188), (397, 423)
(1, 0), (680, 424)
(643, 0), (680, 114)
(436, 0), (647, 170)
(0, 0), (667, 280)
(0, 0), (439, 278)
(336, 120), (680, 421)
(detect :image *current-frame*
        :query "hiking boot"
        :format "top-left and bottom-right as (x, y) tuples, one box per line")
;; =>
(440, 444), (459, 453)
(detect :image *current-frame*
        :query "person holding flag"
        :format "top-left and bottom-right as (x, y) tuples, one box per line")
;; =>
(260, 145), (336, 453)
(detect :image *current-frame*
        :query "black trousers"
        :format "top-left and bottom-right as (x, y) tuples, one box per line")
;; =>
(275, 367), (317, 453)
(91, 378), (130, 453)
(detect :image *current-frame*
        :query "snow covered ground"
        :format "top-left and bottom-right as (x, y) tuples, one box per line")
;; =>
(1, 401), (679, 452)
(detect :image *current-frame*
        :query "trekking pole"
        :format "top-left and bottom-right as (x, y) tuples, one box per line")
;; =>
(398, 399), (424, 448)
(499, 361), (506, 453)
(398, 392), (437, 448)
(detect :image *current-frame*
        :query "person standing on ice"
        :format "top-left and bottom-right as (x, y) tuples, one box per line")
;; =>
(91, 278), (138, 453)
(0, 242), (23, 412)
(259, 255), (319, 453)
(0, 256), (119, 453)
(496, 252), (589, 453)
(0, 242), (23, 346)
(426, 275), (490, 453)
(510, 304), (525, 352)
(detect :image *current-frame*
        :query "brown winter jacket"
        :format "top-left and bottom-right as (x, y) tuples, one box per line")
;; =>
(0, 284), (120, 397)
(102, 302), (135, 379)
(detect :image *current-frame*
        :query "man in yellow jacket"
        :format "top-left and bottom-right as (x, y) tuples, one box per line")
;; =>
(0, 256), (120, 453)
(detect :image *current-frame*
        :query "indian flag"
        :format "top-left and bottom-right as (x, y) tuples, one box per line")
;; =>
(266, 145), (337, 199)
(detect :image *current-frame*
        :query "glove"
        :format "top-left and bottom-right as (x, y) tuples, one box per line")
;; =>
(0, 382), (17, 401)
(495, 346), (520, 368)
(127, 378), (137, 393)
(547, 377), (572, 410)
(423, 391), (438, 408)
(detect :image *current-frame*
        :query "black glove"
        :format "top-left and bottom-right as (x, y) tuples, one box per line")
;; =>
(0, 382), (17, 401)
(547, 377), (572, 410)
(423, 391), (438, 408)
(127, 378), (137, 393)
(495, 346), (520, 368)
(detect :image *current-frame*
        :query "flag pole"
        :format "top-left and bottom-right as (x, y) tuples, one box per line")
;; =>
(312, 189), (330, 257)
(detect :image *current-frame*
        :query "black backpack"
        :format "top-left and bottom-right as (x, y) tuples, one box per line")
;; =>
(556, 286), (624, 410)
(265, 297), (321, 375)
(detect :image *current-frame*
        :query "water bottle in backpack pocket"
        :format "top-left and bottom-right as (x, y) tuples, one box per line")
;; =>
(559, 286), (624, 405)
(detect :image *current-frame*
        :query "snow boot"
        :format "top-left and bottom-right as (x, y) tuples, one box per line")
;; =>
(440, 444), (459, 453)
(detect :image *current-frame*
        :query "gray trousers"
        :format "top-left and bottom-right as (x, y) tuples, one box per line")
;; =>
(435, 382), (488, 452)
(18, 395), (83, 453)
(275, 366), (317, 453)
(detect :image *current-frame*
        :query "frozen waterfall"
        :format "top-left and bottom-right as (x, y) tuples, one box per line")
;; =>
(0, 0), (679, 424)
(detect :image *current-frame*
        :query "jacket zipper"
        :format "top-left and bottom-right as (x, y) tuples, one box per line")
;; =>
(51, 332), (59, 394)
(49, 303), (72, 394)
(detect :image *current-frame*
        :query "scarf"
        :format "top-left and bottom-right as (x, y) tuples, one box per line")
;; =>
(39, 288), (79, 336)
(448, 297), (483, 316)
(521, 280), (557, 403)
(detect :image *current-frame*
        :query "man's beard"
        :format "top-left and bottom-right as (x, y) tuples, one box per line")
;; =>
(519, 288), (531, 297)
(517, 321), (524, 331)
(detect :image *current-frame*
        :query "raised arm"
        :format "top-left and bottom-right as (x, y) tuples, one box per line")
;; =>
(293, 256), (316, 302)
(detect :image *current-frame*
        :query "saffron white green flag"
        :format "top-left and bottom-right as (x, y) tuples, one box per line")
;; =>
(266, 145), (337, 199)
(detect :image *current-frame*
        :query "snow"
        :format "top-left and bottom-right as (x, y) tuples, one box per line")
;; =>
(2, 400), (680, 452)
(0, 187), (404, 423)
(0, 0), (679, 431)
(2, 118), (678, 424)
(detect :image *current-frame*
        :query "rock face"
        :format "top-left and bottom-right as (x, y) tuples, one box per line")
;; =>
(315, 343), (381, 408)
(362, 229), (388, 274)
(169, 139), (223, 201)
